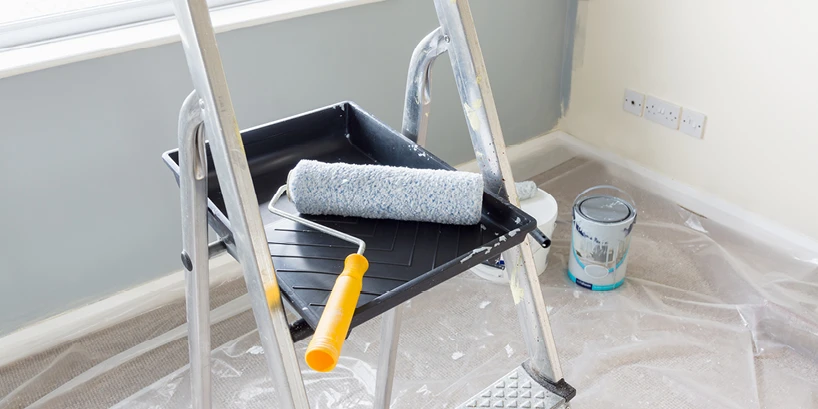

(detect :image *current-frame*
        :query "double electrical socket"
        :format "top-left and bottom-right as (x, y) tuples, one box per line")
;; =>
(622, 89), (706, 139)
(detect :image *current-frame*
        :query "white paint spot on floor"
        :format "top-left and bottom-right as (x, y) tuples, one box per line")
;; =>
(247, 345), (264, 355)
(505, 344), (514, 357)
(479, 301), (491, 309)
(573, 290), (581, 299)
(451, 351), (465, 360)
(416, 385), (432, 396)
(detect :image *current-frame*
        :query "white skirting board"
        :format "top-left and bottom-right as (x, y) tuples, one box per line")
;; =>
(0, 254), (241, 367)
(456, 131), (575, 181)
(2, 129), (816, 366)
(547, 131), (818, 257)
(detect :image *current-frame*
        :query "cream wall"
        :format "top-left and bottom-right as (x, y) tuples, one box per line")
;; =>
(559, 1), (818, 240)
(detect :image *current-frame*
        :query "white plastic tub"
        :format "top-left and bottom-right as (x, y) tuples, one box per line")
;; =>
(471, 188), (558, 283)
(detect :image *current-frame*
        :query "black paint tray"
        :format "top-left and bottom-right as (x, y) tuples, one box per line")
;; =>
(163, 102), (536, 340)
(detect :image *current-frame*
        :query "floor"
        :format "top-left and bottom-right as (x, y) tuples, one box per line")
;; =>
(2, 155), (817, 409)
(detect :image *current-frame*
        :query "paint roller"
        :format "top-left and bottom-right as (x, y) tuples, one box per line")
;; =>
(288, 161), (550, 245)
(270, 161), (553, 371)
(268, 160), (484, 372)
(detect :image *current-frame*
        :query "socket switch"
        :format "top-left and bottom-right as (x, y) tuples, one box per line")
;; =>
(644, 96), (681, 130)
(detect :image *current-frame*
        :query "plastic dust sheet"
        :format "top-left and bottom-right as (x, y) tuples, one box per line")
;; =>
(2, 151), (817, 409)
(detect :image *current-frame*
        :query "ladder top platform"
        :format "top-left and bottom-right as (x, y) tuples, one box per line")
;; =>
(164, 101), (536, 337)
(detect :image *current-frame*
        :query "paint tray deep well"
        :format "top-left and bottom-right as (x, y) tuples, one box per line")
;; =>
(164, 102), (535, 339)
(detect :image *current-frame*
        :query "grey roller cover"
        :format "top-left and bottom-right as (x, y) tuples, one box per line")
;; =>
(288, 160), (484, 225)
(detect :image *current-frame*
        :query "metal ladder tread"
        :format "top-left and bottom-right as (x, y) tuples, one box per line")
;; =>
(456, 366), (566, 409)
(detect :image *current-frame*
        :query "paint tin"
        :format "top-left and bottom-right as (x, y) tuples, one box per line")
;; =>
(568, 186), (636, 291)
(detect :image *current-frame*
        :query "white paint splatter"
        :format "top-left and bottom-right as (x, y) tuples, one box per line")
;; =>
(479, 301), (491, 309)
(464, 99), (483, 131)
(451, 351), (465, 360)
(508, 228), (520, 237)
(363, 342), (371, 352)
(505, 344), (514, 357)
(460, 246), (493, 263)
(498, 236), (507, 242)
(247, 345), (264, 355)
(514, 217), (521, 225)
(509, 263), (524, 304)
(573, 290), (581, 299)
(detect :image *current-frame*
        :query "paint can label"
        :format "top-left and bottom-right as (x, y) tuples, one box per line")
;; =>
(567, 186), (636, 291)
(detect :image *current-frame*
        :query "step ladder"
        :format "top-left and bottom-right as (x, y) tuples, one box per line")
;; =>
(167, 0), (575, 408)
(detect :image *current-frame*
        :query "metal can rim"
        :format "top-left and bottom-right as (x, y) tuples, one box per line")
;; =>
(575, 195), (635, 224)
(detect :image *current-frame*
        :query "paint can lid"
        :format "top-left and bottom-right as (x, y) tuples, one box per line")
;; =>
(577, 195), (633, 223)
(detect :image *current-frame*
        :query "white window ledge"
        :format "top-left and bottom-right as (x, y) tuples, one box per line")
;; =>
(0, 0), (383, 80)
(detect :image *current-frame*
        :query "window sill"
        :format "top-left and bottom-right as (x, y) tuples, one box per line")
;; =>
(0, 0), (383, 80)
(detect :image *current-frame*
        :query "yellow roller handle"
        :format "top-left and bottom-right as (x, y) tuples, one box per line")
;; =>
(305, 253), (368, 372)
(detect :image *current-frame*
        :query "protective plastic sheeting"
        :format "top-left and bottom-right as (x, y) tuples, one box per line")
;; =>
(3, 154), (816, 409)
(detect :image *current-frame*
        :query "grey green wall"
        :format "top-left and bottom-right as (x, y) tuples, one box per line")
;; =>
(0, 0), (572, 335)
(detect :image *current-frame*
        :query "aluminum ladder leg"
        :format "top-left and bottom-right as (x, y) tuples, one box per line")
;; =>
(172, 0), (310, 408)
(391, 1), (576, 407)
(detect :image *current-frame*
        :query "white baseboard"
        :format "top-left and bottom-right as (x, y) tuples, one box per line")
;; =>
(460, 129), (818, 255)
(0, 254), (242, 367)
(4, 129), (816, 367)
(455, 131), (574, 181)
(549, 130), (818, 256)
